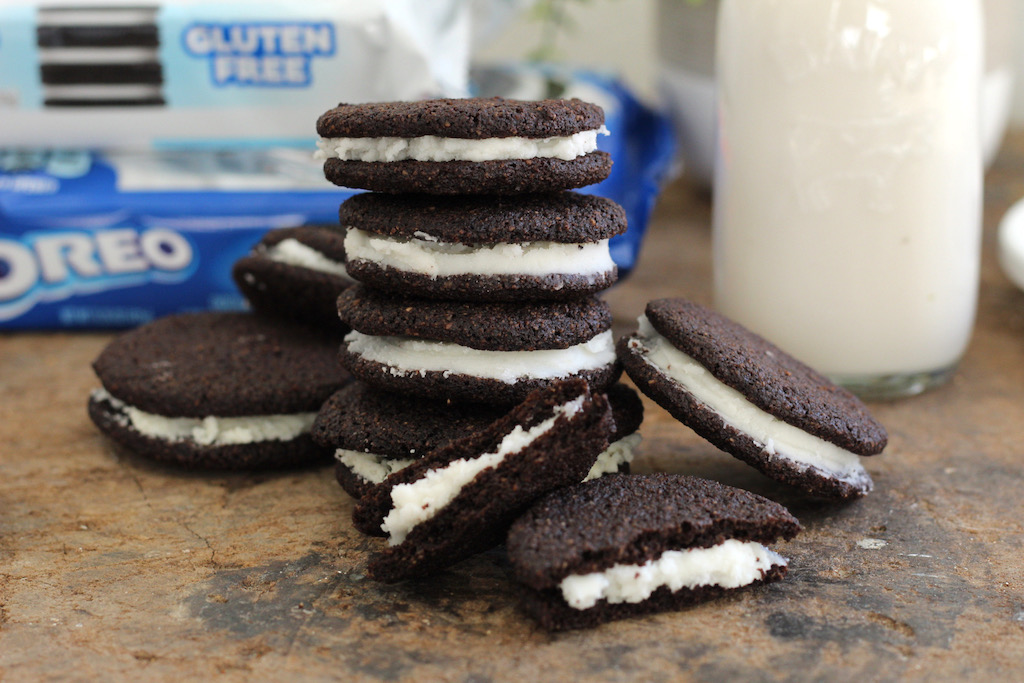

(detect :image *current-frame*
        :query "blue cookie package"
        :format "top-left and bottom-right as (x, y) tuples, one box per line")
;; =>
(0, 67), (675, 329)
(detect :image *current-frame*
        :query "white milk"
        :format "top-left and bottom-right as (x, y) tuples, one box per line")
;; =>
(713, 0), (983, 397)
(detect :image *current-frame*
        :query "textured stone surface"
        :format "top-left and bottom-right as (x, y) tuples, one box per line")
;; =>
(4, 135), (1024, 679)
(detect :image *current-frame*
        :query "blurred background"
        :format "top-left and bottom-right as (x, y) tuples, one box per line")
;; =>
(481, 0), (1024, 118)
(480, 0), (1021, 184)
(1, 0), (1017, 329)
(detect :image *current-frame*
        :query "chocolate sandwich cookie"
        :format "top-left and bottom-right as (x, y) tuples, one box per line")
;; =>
(339, 192), (627, 301)
(88, 312), (351, 470)
(337, 285), (621, 405)
(507, 473), (801, 631)
(315, 98), (612, 195)
(232, 225), (354, 329)
(353, 379), (613, 582)
(313, 382), (644, 499)
(618, 299), (888, 499)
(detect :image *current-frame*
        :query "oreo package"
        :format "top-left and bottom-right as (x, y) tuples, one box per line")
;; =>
(0, 0), (470, 148)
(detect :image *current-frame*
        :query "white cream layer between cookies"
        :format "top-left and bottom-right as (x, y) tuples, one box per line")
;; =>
(261, 237), (351, 279)
(344, 228), (614, 279)
(380, 394), (587, 545)
(92, 388), (316, 446)
(559, 539), (787, 610)
(314, 127), (606, 163)
(345, 329), (616, 384)
(43, 84), (164, 101)
(336, 431), (639, 488)
(628, 316), (869, 488)
(39, 47), (160, 64)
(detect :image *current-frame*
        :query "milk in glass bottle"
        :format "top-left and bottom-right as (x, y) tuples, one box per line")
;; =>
(713, 0), (983, 399)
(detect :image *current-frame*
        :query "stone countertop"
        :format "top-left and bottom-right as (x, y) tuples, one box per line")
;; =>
(3, 135), (1024, 681)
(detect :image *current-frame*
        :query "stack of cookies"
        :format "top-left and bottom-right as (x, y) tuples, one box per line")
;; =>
(309, 97), (645, 579)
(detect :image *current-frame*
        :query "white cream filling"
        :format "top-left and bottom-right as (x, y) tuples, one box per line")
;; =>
(262, 238), (351, 279)
(381, 396), (586, 545)
(92, 388), (316, 447)
(583, 432), (640, 482)
(344, 228), (613, 279)
(338, 431), (639, 487)
(559, 539), (787, 610)
(630, 316), (868, 485)
(314, 127), (606, 163)
(345, 329), (615, 384)
(38, 8), (158, 26)
(42, 84), (163, 100)
(38, 47), (160, 64)
(335, 449), (416, 483)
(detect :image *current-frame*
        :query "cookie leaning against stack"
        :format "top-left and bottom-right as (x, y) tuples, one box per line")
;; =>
(618, 298), (887, 499)
(313, 381), (644, 500)
(315, 96), (637, 581)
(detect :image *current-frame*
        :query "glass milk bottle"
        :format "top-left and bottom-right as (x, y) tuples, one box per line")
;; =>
(713, 0), (983, 399)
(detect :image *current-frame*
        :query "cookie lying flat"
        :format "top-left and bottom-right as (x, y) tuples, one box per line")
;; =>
(337, 285), (621, 405)
(353, 379), (613, 582)
(340, 192), (626, 301)
(88, 312), (351, 469)
(315, 98), (612, 194)
(618, 299), (887, 499)
(313, 382), (643, 499)
(232, 226), (354, 329)
(507, 473), (800, 631)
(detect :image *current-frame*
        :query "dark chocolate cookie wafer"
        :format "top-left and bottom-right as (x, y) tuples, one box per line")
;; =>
(314, 384), (505, 500)
(337, 286), (620, 405)
(315, 382), (643, 499)
(88, 312), (351, 469)
(340, 192), (626, 301)
(232, 225), (353, 329)
(315, 98), (611, 194)
(353, 379), (613, 582)
(318, 98), (606, 139)
(618, 299), (887, 499)
(507, 473), (800, 631)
